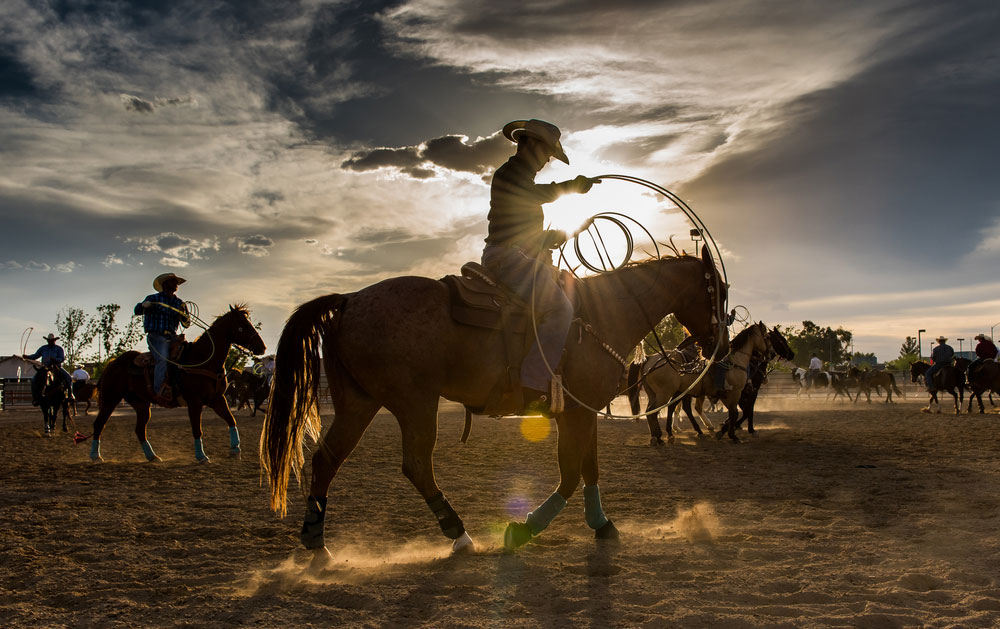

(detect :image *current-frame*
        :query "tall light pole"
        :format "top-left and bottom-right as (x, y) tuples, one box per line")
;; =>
(918, 329), (926, 361)
(958, 338), (965, 355)
(992, 320), (1000, 340)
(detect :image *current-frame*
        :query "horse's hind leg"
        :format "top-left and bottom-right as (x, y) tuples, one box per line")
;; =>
(392, 397), (475, 553)
(302, 389), (381, 568)
(209, 396), (242, 458)
(129, 400), (160, 462)
(644, 393), (664, 446)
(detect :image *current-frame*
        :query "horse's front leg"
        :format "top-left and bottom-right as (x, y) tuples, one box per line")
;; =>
(581, 413), (618, 541)
(187, 402), (210, 463)
(209, 396), (241, 457)
(504, 408), (593, 551)
(644, 393), (665, 446)
(129, 400), (160, 462)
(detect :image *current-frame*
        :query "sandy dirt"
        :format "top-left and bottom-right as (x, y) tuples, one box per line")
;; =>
(2, 396), (1000, 628)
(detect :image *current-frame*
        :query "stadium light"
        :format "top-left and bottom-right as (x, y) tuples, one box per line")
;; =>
(992, 321), (1000, 340)
(958, 338), (965, 354)
(917, 329), (926, 361)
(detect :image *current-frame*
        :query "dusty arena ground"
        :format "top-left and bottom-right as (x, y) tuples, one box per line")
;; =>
(2, 397), (1000, 628)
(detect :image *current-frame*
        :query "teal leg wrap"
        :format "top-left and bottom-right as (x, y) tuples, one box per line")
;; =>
(584, 484), (609, 530)
(90, 439), (101, 460)
(194, 438), (207, 461)
(525, 492), (567, 535)
(229, 426), (240, 450)
(140, 440), (157, 461)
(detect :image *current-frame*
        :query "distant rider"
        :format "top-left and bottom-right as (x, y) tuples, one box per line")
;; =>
(23, 333), (74, 405)
(924, 335), (954, 394)
(481, 119), (599, 416)
(969, 333), (998, 379)
(135, 273), (190, 406)
(806, 353), (822, 388)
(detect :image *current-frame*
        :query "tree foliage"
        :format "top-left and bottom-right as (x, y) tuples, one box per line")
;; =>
(90, 304), (145, 362)
(641, 314), (685, 355)
(886, 336), (920, 370)
(54, 306), (96, 367)
(783, 320), (853, 368)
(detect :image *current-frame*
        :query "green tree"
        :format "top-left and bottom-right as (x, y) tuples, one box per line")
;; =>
(886, 336), (920, 370)
(90, 304), (144, 362)
(642, 314), (685, 354)
(55, 306), (96, 367)
(224, 319), (264, 370)
(850, 352), (878, 368)
(785, 320), (853, 368)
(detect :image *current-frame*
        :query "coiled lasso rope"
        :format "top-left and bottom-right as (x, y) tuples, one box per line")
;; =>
(527, 174), (730, 420)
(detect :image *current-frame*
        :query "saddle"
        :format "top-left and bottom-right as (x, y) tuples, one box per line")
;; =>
(440, 262), (578, 429)
(130, 336), (189, 406)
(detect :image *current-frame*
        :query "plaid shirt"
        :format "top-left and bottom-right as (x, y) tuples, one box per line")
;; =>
(134, 292), (189, 334)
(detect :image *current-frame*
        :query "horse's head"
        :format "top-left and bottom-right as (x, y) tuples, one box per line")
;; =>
(731, 321), (768, 356)
(909, 361), (926, 383)
(221, 304), (267, 356)
(672, 245), (730, 360)
(767, 326), (795, 361)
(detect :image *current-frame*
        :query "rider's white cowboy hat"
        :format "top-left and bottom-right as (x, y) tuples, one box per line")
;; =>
(502, 119), (570, 164)
(975, 333), (985, 340)
(935, 335), (948, 342)
(153, 272), (186, 292)
(43, 333), (58, 341)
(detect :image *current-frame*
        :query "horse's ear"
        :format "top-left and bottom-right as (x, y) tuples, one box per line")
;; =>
(700, 244), (712, 268)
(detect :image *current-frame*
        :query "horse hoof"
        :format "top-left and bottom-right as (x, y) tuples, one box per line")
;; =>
(308, 547), (333, 574)
(595, 519), (620, 541)
(452, 531), (476, 554)
(229, 448), (241, 458)
(197, 456), (211, 464)
(667, 435), (675, 444)
(503, 522), (533, 552)
(714, 430), (725, 440)
(90, 455), (103, 463)
(147, 455), (163, 463)
(649, 438), (662, 447)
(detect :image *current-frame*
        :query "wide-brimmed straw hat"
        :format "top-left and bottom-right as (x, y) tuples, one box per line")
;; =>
(502, 119), (569, 164)
(975, 333), (985, 340)
(935, 335), (948, 342)
(43, 333), (58, 341)
(153, 272), (186, 292)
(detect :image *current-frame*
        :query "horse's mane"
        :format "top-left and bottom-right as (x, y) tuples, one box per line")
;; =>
(730, 324), (756, 349)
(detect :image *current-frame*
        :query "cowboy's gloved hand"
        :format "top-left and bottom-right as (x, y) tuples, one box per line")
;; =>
(142, 301), (152, 308)
(572, 175), (600, 193)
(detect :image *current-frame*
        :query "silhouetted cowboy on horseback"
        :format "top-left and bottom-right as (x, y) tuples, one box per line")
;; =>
(969, 333), (998, 378)
(134, 272), (190, 406)
(481, 119), (600, 415)
(925, 335), (954, 394)
(23, 333), (74, 405)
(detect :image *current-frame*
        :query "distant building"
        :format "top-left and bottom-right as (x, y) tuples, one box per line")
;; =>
(0, 355), (41, 380)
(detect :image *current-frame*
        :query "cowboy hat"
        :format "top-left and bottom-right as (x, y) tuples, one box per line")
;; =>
(153, 272), (186, 292)
(43, 333), (58, 341)
(502, 119), (570, 164)
(975, 333), (985, 340)
(935, 335), (947, 342)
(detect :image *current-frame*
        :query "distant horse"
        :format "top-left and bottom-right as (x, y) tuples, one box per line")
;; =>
(791, 368), (852, 401)
(261, 247), (728, 561)
(89, 305), (266, 463)
(72, 380), (99, 415)
(235, 369), (269, 416)
(636, 351), (712, 445)
(605, 360), (642, 417)
(966, 360), (1000, 413)
(37, 365), (72, 436)
(910, 361), (963, 414)
(850, 367), (904, 403)
(731, 326), (795, 435)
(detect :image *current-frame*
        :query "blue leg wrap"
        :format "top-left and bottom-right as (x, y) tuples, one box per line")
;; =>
(140, 440), (157, 461)
(584, 484), (609, 530)
(90, 439), (101, 460)
(229, 426), (240, 450)
(194, 438), (207, 461)
(425, 492), (465, 539)
(525, 492), (567, 535)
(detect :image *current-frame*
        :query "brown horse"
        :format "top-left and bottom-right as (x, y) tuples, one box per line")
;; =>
(850, 367), (904, 403)
(910, 361), (963, 414)
(673, 322), (772, 442)
(72, 380), (99, 415)
(966, 360), (1000, 413)
(260, 247), (728, 562)
(89, 305), (266, 463)
(37, 365), (73, 436)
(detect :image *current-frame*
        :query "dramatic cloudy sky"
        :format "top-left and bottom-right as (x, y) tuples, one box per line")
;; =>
(2, 0), (998, 362)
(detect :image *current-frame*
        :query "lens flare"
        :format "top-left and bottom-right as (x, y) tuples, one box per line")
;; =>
(519, 415), (551, 442)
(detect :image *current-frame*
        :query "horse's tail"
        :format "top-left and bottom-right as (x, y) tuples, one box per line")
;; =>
(627, 362), (642, 416)
(889, 373), (904, 398)
(260, 293), (347, 518)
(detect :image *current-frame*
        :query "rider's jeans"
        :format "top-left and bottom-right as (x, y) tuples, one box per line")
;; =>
(147, 332), (171, 392)
(924, 363), (944, 391)
(482, 244), (574, 391)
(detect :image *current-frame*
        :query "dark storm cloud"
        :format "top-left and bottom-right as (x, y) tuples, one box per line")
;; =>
(341, 132), (510, 178)
(353, 228), (413, 244)
(233, 234), (274, 257)
(0, 44), (43, 100)
(678, 1), (1000, 272)
(121, 94), (154, 113)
